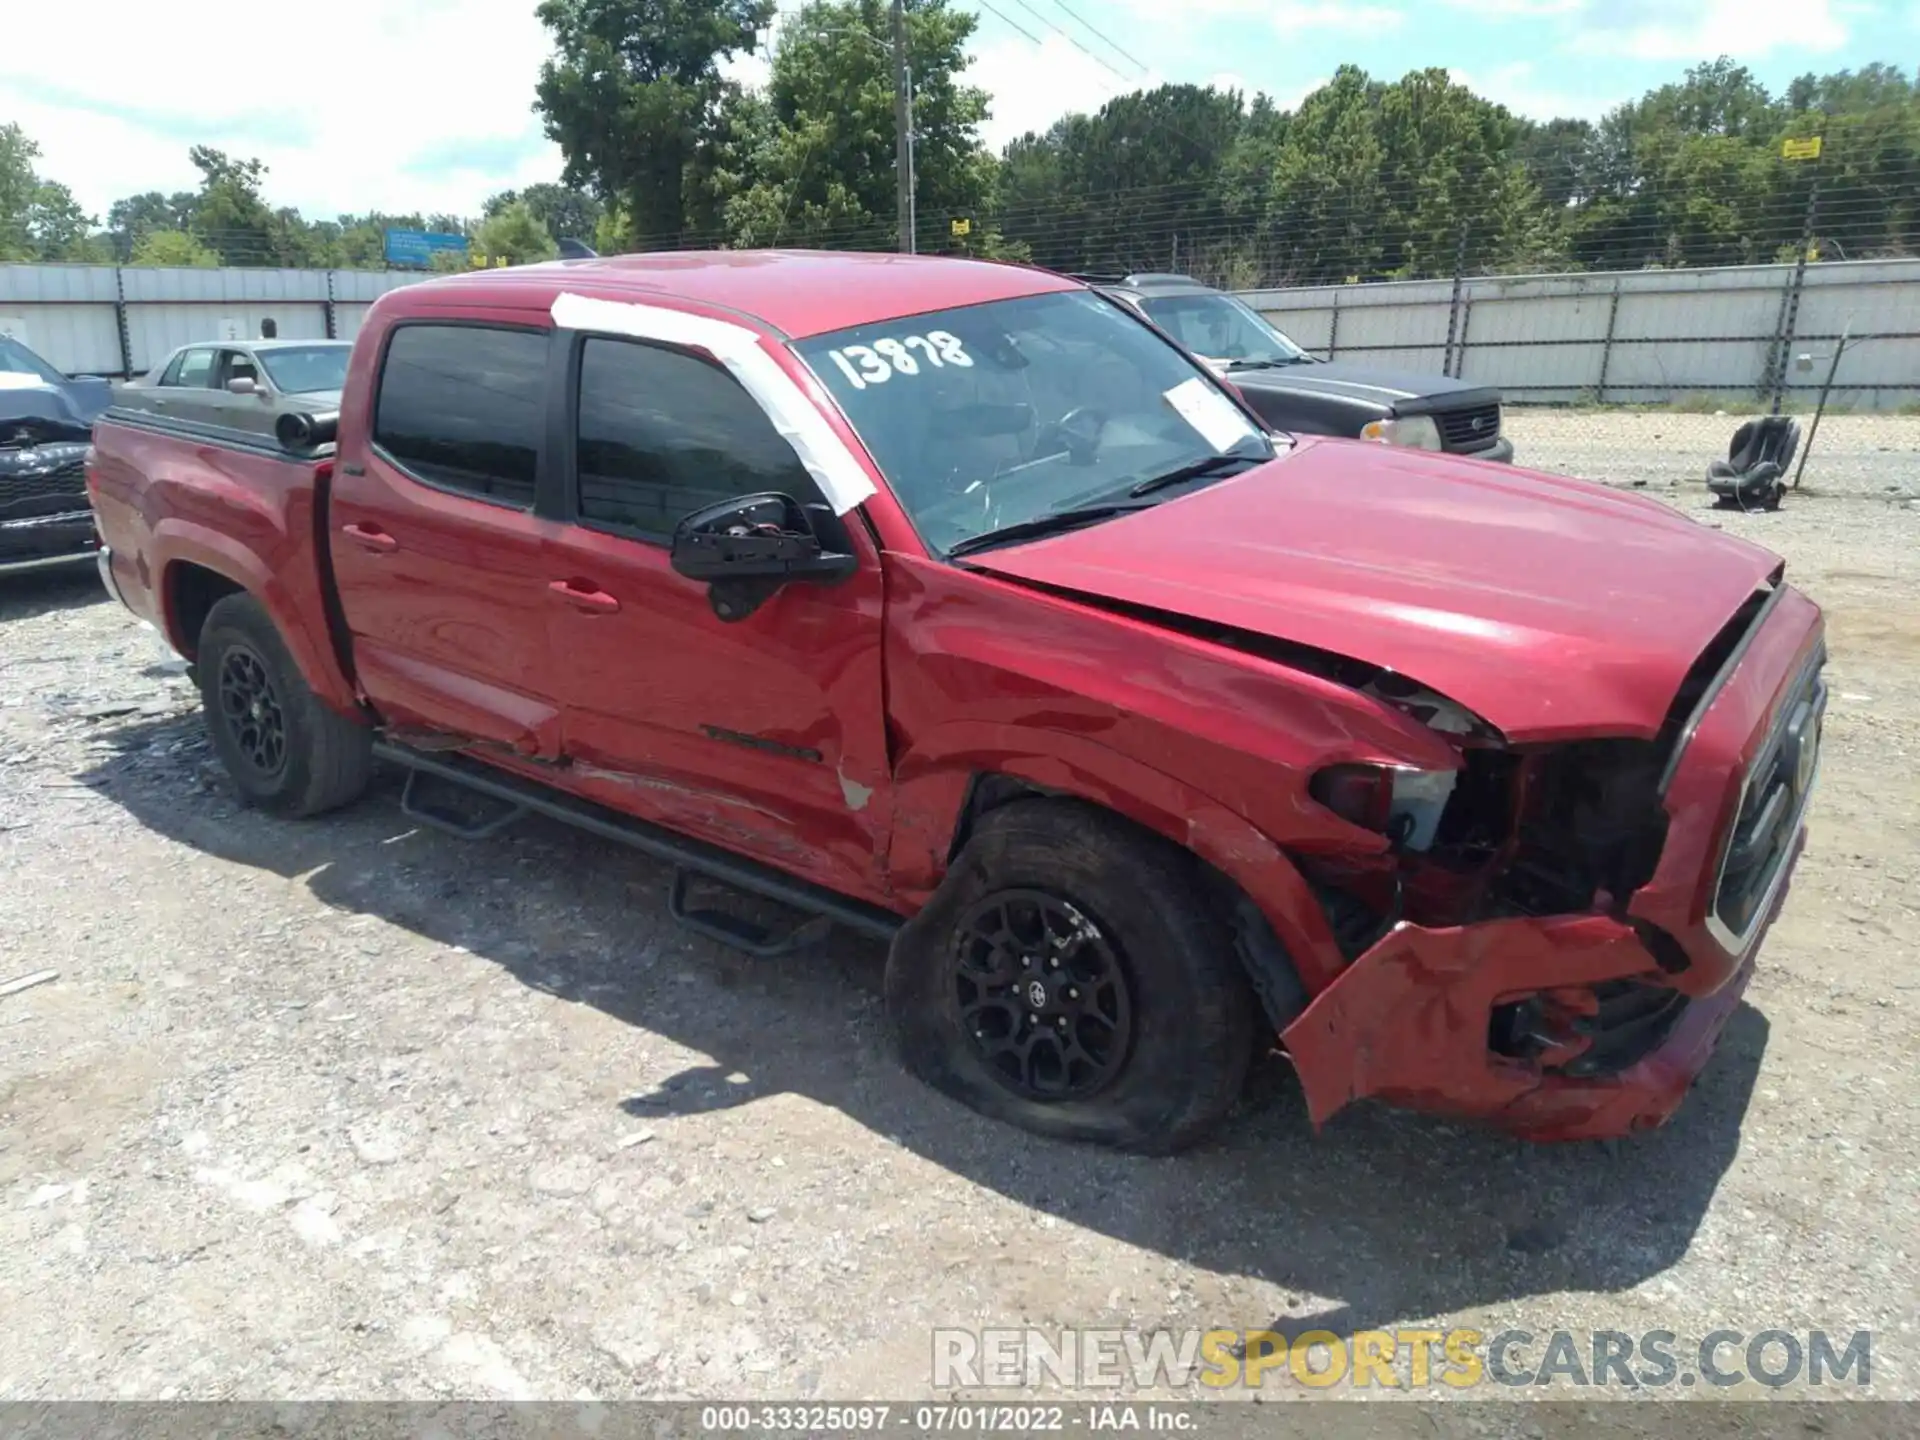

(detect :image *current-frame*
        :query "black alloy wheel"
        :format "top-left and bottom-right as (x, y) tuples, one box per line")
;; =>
(952, 888), (1133, 1101)
(216, 643), (287, 779)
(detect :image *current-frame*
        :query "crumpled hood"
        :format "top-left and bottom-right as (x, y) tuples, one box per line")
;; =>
(0, 378), (95, 447)
(961, 437), (1782, 743)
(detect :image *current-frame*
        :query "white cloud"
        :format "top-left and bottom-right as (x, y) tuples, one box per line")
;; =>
(967, 34), (1156, 149)
(1574, 0), (1850, 58)
(1270, 3), (1405, 32)
(1447, 0), (1581, 13)
(0, 0), (565, 222)
(1450, 63), (1612, 121)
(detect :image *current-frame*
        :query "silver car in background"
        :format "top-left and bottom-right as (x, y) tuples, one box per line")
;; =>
(116, 340), (352, 439)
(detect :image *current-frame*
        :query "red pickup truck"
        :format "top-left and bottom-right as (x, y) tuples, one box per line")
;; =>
(86, 251), (1826, 1153)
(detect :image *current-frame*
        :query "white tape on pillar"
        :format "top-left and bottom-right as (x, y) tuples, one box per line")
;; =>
(550, 291), (877, 515)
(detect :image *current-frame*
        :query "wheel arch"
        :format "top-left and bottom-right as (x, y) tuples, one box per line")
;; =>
(888, 727), (1349, 1003)
(150, 521), (362, 719)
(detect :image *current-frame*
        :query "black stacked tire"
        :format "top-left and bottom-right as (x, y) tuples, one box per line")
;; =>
(196, 593), (372, 818)
(884, 798), (1259, 1154)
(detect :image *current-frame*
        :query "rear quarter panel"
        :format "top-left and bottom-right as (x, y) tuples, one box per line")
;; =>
(88, 417), (359, 716)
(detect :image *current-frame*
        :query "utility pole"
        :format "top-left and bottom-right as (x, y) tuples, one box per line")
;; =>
(891, 0), (915, 254)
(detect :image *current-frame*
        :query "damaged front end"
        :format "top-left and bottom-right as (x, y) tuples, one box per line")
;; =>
(0, 402), (99, 577)
(1275, 577), (1826, 1141)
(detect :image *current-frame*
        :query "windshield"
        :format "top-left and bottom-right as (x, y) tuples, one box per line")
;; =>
(258, 344), (350, 395)
(0, 336), (66, 386)
(792, 290), (1273, 557)
(1136, 293), (1310, 367)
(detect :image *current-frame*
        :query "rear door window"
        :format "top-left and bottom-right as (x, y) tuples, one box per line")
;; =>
(372, 324), (546, 508)
(164, 348), (217, 388)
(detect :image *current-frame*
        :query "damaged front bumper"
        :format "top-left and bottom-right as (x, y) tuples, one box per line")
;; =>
(1, 438), (98, 576)
(0, 508), (99, 576)
(1280, 583), (1825, 1142)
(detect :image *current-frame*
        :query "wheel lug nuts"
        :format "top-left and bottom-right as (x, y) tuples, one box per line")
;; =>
(1067, 988), (1079, 1000)
(1055, 1017), (1067, 1029)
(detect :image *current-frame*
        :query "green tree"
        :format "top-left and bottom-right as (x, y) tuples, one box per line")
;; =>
(106, 190), (198, 260)
(1370, 69), (1557, 277)
(473, 199), (562, 264)
(185, 147), (283, 265)
(1779, 66), (1920, 261)
(484, 183), (604, 245)
(720, 0), (990, 251)
(1, 124), (106, 262)
(535, 0), (776, 247)
(1258, 67), (1391, 283)
(29, 181), (105, 261)
(1515, 117), (1594, 211)
(130, 229), (220, 267)
(994, 84), (1247, 274)
(0, 123), (41, 260)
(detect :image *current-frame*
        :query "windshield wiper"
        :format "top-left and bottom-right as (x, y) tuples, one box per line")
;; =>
(1225, 356), (1310, 371)
(1126, 451), (1267, 498)
(946, 501), (1155, 559)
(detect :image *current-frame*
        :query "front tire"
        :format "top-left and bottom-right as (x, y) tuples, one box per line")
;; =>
(884, 799), (1260, 1154)
(196, 592), (372, 818)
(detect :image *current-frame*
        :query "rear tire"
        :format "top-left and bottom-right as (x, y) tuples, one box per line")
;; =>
(196, 592), (372, 818)
(884, 799), (1259, 1154)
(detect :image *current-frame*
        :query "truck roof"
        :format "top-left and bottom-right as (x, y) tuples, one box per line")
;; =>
(389, 249), (1083, 340)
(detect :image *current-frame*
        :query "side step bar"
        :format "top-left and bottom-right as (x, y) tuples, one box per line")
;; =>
(370, 741), (903, 947)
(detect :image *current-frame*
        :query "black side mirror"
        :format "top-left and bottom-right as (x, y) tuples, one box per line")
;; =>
(670, 492), (857, 621)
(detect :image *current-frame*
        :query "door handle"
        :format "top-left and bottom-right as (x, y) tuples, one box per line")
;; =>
(547, 579), (620, 614)
(340, 522), (398, 554)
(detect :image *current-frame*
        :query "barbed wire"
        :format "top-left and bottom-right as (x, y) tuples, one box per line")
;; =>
(15, 148), (1916, 288)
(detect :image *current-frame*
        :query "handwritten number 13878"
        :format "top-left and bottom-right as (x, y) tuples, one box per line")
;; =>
(826, 331), (973, 390)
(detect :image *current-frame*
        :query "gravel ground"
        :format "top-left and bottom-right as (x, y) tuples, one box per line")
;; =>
(1, 412), (1917, 1406)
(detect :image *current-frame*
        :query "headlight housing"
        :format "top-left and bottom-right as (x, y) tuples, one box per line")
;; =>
(1359, 414), (1444, 451)
(1310, 762), (1460, 852)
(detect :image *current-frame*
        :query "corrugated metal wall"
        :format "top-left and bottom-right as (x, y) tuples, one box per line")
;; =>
(0, 265), (427, 377)
(3, 257), (1916, 407)
(1238, 257), (1920, 410)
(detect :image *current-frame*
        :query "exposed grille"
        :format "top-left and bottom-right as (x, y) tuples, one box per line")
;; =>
(1489, 975), (1691, 1079)
(1435, 402), (1502, 454)
(0, 457), (87, 516)
(1555, 979), (1691, 1078)
(1712, 656), (1827, 949)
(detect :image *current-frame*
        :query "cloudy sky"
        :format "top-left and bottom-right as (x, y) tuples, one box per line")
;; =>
(0, 0), (1908, 225)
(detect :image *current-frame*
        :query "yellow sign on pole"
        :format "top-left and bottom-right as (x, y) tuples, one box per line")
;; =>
(1782, 136), (1823, 161)
(951, 217), (972, 237)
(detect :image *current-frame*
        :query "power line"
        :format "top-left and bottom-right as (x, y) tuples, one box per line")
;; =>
(995, 0), (1140, 84)
(969, 0), (1042, 47)
(1045, 0), (1148, 75)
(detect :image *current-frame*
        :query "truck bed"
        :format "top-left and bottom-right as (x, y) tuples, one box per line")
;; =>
(86, 407), (360, 718)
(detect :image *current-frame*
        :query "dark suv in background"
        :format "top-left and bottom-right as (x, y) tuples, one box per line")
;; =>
(1, 334), (113, 579)
(1079, 272), (1514, 464)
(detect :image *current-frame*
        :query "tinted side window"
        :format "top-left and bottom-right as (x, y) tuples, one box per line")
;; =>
(374, 325), (546, 507)
(575, 337), (822, 537)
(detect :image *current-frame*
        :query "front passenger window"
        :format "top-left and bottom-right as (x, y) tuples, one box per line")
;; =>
(574, 336), (824, 538)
